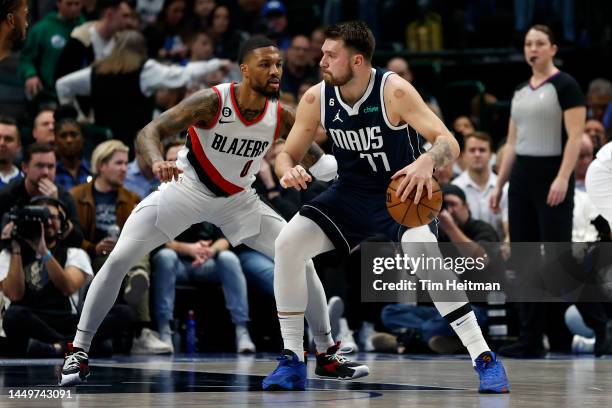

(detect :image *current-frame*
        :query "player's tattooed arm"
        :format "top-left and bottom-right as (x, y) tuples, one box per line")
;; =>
(137, 88), (220, 166)
(279, 103), (323, 169)
(426, 136), (456, 168)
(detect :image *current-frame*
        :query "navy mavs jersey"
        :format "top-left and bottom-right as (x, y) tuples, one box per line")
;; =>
(300, 68), (432, 253)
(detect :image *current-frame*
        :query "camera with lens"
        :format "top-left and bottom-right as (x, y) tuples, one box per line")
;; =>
(8, 205), (50, 241)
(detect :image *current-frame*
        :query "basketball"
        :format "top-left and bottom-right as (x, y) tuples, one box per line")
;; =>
(386, 176), (442, 227)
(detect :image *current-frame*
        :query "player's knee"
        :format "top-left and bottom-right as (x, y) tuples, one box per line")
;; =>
(274, 227), (298, 260)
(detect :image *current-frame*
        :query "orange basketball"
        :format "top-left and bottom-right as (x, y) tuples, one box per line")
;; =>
(386, 176), (442, 227)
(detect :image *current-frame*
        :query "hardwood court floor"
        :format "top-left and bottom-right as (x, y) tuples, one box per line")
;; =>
(0, 353), (610, 407)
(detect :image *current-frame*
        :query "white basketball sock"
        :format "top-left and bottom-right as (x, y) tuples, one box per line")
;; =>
(279, 314), (305, 361)
(445, 307), (490, 364)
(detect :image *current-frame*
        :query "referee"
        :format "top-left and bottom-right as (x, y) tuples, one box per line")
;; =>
(490, 25), (586, 357)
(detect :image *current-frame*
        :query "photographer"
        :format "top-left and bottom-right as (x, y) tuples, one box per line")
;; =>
(0, 196), (132, 356)
(0, 143), (83, 248)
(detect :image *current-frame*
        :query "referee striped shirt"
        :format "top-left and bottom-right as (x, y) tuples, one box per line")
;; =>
(511, 71), (585, 157)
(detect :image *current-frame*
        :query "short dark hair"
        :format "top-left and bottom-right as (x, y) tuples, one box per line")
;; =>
(442, 184), (467, 204)
(96, 0), (124, 15)
(238, 35), (277, 64)
(0, 0), (21, 21)
(464, 131), (493, 151)
(529, 24), (556, 45)
(324, 20), (375, 62)
(54, 105), (81, 134)
(0, 114), (20, 142)
(23, 142), (55, 163)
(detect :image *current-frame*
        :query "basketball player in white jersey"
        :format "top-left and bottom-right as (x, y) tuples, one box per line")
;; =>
(586, 141), (612, 227)
(59, 36), (365, 385)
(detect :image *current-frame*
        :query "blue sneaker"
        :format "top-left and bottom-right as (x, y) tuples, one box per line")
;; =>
(262, 349), (307, 391)
(474, 351), (510, 394)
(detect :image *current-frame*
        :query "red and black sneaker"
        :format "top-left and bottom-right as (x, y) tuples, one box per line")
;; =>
(59, 343), (90, 386)
(315, 342), (369, 380)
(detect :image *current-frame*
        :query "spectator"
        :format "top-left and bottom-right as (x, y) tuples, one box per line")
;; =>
(0, 196), (131, 357)
(124, 142), (159, 200)
(585, 118), (607, 151)
(142, 0), (189, 62)
(32, 108), (56, 145)
(0, 142), (83, 248)
(309, 26), (325, 67)
(386, 56), (442, 119)
(190, 0), (216, 33)
(280, 35), (319, 98)
(453, 115), (476, 137)
(452, 131), (509, 241)
(18, 0), (84, 108)
(232, 0), (267, 35)
(0, 0), (29, 61)
(189, 30), (214, 61)
(0, 115), (23, 188)
(70, 140), (170, 354)
(54, 112), (91, 191)
(136, 0), (164, 25)
(262, 0), (290, 50)
(574, 133), (594, 192)
(586, 78), (612, 123)
(55, 0), (132, 82)
(386, 56), (413, 83)
(56, 30), (228, 147)
(208, 4), (249, 61)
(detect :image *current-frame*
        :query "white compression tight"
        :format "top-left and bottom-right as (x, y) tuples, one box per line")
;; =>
(74, 203), (333, 353)
(401, 225), (490, 362)
(74, 204), (168, 351)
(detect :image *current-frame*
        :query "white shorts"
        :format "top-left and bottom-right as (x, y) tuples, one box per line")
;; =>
(134, 172), (283, 245)
(585, 158), (612, 223)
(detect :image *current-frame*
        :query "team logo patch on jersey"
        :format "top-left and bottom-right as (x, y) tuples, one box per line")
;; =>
(363, 105), (379, 113)
(333, 110), (343, 123)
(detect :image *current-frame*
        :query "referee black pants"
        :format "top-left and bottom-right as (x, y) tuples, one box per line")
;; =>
(509, 155), (574, 346)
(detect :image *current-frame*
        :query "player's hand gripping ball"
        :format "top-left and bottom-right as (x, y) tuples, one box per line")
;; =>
(386, 176), (442, 227)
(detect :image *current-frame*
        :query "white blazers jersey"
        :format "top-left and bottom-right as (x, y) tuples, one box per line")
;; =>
(179, 82), (281, 196)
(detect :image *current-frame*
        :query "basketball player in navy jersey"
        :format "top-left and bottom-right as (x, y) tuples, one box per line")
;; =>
(263, 21), (510, 393)
(59, 36), (365, 386)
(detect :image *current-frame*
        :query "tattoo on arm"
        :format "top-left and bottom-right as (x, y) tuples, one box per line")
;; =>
(427, 136), (455, 168)
(300, 142), (324, 169)
(136, 88), (220, 166)
(279, 103), (296, 140)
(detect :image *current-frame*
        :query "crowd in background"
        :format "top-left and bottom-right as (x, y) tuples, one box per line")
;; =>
(0, 0), (611, 358)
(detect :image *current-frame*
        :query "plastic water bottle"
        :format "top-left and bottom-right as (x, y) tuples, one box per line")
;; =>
(186, 310), (196, 354)
(107, 224), (121, 242)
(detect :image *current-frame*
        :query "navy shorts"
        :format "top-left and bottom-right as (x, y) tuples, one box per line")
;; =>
(300, 182), (438, 254)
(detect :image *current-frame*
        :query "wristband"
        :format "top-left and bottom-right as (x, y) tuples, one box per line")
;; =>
(309, 154), (338, 182)
(41, 250), (52, 263)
